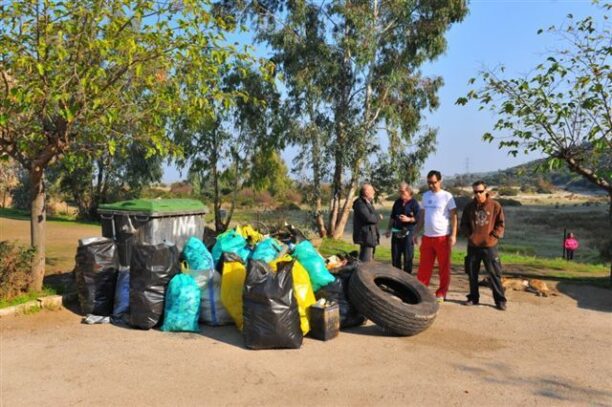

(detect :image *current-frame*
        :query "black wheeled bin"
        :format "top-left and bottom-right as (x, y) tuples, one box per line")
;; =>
(98, 199), (208, 267)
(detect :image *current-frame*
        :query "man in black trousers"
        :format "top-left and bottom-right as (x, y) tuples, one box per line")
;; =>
(385, 182), (420, 273)
(352, 183), (381, 262)
(460, 180), (507, 310)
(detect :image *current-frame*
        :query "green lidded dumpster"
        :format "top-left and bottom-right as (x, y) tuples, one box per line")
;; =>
(98, 199), (208, 267)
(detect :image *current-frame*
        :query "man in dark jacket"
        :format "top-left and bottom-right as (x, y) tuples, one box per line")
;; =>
(352, 183), (381, 262)
(385, 182), (420, 273)
(460, 180), (507, 310)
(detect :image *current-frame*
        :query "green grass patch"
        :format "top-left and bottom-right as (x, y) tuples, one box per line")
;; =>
(0, 287), (57, 309)
(319, 238), (609, 280)
(0, 207), (98, 225)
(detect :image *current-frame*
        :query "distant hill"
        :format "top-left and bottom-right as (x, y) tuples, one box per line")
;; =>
(450, 153), (611, 195)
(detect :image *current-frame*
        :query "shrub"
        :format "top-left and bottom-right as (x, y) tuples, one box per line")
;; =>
(281, 189), (303, 205)
(497, 198), (522, 207)
(278, 201), (302, 211)
(0, 241), (35, 300)
(454, 196), (472, 211)
(253, 190), (274, 207)
(385, 192), (399, 202)
(520, 184), (537, 193)
(536, 178), (555, 194)
(498, 186), (518, 196)
(597, 238), (612, 262)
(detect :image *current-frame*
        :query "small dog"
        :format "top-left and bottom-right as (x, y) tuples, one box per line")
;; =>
(502, 277), (528, 291)
(526, 279), (554, 297)
(480, 277), (556, 297)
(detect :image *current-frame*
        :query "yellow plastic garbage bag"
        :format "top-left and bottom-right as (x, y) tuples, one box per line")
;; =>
(220, 254), (247, 330)
(237, 224), (264, 245)
(270, 255), (316, 335)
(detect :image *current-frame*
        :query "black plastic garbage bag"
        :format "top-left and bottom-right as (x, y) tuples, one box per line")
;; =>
(316, 262), (366, 329)
(74, 238), (118, 316)
(129, 243), (180, 329)
(243, 259), (303, 349)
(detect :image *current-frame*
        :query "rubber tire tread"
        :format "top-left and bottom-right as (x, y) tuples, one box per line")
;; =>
(348, 262), (439, 336)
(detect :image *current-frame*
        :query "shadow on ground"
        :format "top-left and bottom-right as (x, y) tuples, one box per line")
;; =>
(556, 281), (612, 313)
(198, 324), (245, 348)
(454, 361), (612, 406)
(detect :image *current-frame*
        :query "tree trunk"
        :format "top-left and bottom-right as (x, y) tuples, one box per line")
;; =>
(331, 184), (357, 239)
(29, 167), (46, 291)
(309, 127), (327, 237)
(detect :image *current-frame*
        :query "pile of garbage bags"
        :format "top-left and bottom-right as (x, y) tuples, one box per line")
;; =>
(74, 224), (366, 349)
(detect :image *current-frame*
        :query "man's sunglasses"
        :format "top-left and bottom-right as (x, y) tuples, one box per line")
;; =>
(473, 190), (486, 194)
(427, 180), (439, 185)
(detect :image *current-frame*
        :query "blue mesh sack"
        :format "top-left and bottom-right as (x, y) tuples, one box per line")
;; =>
(183, 237), (214, 271)
(161, 273), (201, 332)
(112, 266), (130, 320)
(211, 229), (252, 267)
(251, 237), (283, 263)
(291, 240), (334, 292)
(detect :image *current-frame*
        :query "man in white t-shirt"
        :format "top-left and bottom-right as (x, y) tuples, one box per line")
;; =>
(413, 170), (457, 302)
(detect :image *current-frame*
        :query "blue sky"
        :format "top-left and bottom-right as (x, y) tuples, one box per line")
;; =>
(163, 0), (602, 183)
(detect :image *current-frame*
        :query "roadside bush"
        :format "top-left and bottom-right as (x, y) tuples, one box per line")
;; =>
(0, 241), (35, 300)
(385, 193), (399, 202)
(280, 188), (303, 205)
(498, 186), (518, 196)
(278, 201), (302, 211)
(597, 238), (611, 262)
(499, 243), (536, 256)
(498, 198), (522, 207)
(520, 184), (537, 193)
(536, 178), (555, 194)
(454, 196), (472, 211)
(253, 190), (274, 207)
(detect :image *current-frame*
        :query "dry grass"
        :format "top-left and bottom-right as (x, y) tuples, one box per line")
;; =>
(0, 217), (100, 275)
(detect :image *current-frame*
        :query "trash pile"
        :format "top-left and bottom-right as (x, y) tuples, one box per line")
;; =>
(74, 199), (439, 349)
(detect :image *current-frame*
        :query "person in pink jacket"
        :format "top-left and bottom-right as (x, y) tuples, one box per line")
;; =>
(564, 232), (579, 260)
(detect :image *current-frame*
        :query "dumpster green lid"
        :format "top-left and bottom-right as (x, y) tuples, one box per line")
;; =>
(98, 199), (208, 215)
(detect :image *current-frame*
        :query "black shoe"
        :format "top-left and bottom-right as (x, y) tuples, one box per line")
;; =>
(496, 302), (507, 311)
(464, 300), (479, 306)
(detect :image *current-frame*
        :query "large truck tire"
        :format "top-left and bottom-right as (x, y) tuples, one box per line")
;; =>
(348, 262), (439, 336)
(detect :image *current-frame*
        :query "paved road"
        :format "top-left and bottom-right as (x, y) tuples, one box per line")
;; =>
(2, 271), (611, 406)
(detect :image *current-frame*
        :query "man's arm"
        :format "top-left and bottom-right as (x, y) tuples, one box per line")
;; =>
(412, 209), (425, 245)
(492, 203), (505, 239)
(449, 208), (458, 246)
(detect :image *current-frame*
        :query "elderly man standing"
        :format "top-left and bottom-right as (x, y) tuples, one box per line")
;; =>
(385, 182), (420, 273)
(413, 170), (457, 302)
(352, 183), (381, 262)
(460, 180), (507, 310)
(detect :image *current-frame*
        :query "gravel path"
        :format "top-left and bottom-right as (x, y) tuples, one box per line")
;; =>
(1, 272), (611, 406)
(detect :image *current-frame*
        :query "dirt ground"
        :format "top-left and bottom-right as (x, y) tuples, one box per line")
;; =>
(2, 272), (611, 407)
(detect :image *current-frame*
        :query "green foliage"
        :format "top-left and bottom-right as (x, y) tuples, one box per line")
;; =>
(174, 61), (279, 231)
(248, 148), (293, 196)
(497, 198), (522, 207)
(0, 1), (250, 287)
(0, 287), (56, 309)
(535, 178), (555, 194)
(459, 6), (612, 197)
(498, 186), (518, 196)
(319, 238), (608, 276)
(0, 241), (35, 300)
(219, 0), (468, 235)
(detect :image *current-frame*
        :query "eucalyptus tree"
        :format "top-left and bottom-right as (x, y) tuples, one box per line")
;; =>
(215, 0), (468, 237)
(174, 61), (280, 232)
